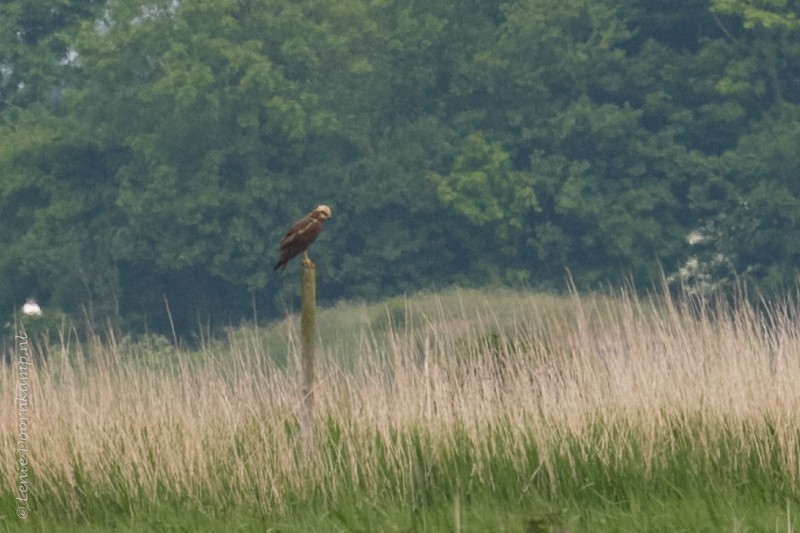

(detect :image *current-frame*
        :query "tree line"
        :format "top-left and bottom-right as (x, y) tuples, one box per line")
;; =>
(2, 0), (799, 334)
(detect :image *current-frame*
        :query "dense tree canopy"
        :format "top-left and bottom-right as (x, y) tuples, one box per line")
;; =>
(2, 0), (800, 334)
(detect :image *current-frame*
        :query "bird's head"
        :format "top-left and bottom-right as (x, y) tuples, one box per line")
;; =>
(313, 205), (332, 220)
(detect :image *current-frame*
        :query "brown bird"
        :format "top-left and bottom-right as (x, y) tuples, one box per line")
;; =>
(273, 205), (332, 272)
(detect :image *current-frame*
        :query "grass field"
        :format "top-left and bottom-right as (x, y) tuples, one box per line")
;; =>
(2, 286), (799, 531)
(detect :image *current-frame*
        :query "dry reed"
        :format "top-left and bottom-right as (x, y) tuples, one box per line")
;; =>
(1, 287), (798, 518)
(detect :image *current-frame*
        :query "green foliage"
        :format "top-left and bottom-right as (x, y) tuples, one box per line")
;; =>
(0, 0), (105, 112)
(712, 0), (800, 30)
(2, 0), (800, 331)
(678, 105), (800, 290)
(434, 133), (516, 225)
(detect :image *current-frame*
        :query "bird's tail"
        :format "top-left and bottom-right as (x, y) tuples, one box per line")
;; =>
(273, 260), (286, 272)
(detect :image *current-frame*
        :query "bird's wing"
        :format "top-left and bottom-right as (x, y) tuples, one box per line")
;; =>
(280, 217), (316, 247)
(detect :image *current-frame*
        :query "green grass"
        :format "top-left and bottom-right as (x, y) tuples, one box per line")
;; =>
(2, 286), (799, 531)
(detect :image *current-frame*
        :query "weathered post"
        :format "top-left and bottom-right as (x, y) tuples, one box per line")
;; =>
(300, 255), (316, 445)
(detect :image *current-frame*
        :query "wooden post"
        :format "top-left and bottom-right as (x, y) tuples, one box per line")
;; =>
(300, 255), (316, 444)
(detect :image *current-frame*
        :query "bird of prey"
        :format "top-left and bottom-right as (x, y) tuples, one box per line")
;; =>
(273, 205), (332, 272)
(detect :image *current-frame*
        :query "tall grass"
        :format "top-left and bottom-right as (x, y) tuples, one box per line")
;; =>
(2, 286), (799, 529)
